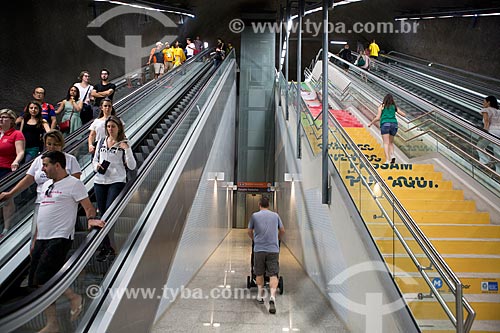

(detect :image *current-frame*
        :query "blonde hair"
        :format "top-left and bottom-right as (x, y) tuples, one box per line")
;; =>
(0, 109), (18, 129)
(43, 130), (65, 148)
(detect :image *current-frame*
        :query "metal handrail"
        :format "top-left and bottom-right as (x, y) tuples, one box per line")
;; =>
(290, 80), (475, 332)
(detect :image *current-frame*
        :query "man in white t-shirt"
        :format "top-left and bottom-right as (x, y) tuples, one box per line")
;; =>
(186, 38), (196, 58)
(29, 151), (104, 333)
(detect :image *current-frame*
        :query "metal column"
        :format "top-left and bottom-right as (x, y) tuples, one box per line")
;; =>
(296, 0), (303, 159)
(278, 5), (283, 106)
(285, 0), (290, 120)
(321, 0), (330, 204)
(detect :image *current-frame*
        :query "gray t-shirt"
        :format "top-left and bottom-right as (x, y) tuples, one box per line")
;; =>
(248, 209), (284, 253)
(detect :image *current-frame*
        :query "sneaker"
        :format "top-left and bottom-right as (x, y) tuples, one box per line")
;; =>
(390, 157), (396, 164)
(257, 297), (264, 304)
(269, 300), (276, 314)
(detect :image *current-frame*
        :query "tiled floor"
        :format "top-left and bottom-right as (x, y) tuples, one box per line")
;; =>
(153, 229), (349, 332)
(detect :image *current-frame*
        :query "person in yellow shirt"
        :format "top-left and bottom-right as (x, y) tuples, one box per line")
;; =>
(163, 42), (174, 72)
(172, 41), (186, 67)
(369, 39), (380, 59)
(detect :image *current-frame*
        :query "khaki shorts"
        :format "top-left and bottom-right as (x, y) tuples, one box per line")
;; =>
(154, 63), (165, 74)
(164, 62), (174, 72)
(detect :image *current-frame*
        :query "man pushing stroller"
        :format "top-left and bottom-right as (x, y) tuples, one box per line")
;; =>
(247, 196), (285, 314)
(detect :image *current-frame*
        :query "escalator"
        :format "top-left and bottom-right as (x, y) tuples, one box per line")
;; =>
(332, 51), (484, 127)
(0, 50), (223, 332)
(382, 51), (500, 99)
(0, 50), (212, 269)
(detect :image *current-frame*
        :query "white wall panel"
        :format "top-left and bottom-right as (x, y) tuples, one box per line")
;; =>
(154, 81), (237, 321)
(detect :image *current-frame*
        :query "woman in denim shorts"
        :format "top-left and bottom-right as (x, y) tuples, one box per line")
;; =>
(368, 94), (406, 164)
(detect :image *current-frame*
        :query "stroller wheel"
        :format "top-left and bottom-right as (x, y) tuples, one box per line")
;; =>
(278, 276), (284, 294)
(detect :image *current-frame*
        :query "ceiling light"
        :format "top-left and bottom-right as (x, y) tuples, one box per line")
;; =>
(94, 0), (195, 18)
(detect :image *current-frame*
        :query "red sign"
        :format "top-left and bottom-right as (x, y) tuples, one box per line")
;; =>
(237, 182), (271, 188)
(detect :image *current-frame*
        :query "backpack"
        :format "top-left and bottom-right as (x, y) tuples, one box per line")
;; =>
(356, 55), (366, 67)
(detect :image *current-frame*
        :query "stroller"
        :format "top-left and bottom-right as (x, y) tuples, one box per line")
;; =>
(246, 241), (284, 294)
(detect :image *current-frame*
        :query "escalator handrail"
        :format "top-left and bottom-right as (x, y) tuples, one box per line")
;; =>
(385, 50), (500, 86)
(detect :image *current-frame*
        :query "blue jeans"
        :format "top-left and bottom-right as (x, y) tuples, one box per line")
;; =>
(94, 182), (125, 250)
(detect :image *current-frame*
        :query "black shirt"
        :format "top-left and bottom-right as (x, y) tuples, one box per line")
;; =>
(93, 82), (117, 106)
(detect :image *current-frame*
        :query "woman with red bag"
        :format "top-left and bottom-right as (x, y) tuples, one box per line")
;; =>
(55, 86), (83, 134)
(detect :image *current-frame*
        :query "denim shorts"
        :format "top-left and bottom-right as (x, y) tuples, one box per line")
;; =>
(380, 122), (398, 136)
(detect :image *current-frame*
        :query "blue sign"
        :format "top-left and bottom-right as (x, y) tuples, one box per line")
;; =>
(432, 277), (443, 289)
(481, 281), (498, 292)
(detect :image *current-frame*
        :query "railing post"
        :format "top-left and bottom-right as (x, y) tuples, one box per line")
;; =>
(456, 283), (464, 333)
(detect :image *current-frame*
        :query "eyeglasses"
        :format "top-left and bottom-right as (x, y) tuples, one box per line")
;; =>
(0, 116), (11, 119)
(45, 183), (54, 197)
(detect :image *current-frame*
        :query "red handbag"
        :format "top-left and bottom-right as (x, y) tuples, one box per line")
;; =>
(59, 108), (73, 133)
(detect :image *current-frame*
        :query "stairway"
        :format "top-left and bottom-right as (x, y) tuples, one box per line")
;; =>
(299, 88), (500, 332)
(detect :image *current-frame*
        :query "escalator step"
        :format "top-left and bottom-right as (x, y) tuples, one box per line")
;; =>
(160, 123), (169, 131)
(155, 128), (166, 136)
(134, 152), (145, 163)
(140, 146), (151, 154)
(114, 217), (137, 233)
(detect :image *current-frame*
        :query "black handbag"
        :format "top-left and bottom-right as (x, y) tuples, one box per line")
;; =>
(80, 87), (93, 125)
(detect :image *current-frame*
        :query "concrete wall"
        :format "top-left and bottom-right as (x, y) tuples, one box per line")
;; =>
(0, 0), (180, 112)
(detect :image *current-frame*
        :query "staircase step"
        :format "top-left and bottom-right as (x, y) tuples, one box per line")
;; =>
(361, 199), (476, 212)
(376, 239), (500, 255)
(385, 256), (500, 274)
(407, 297), (500, 321)
(366, 223), (500, 239)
